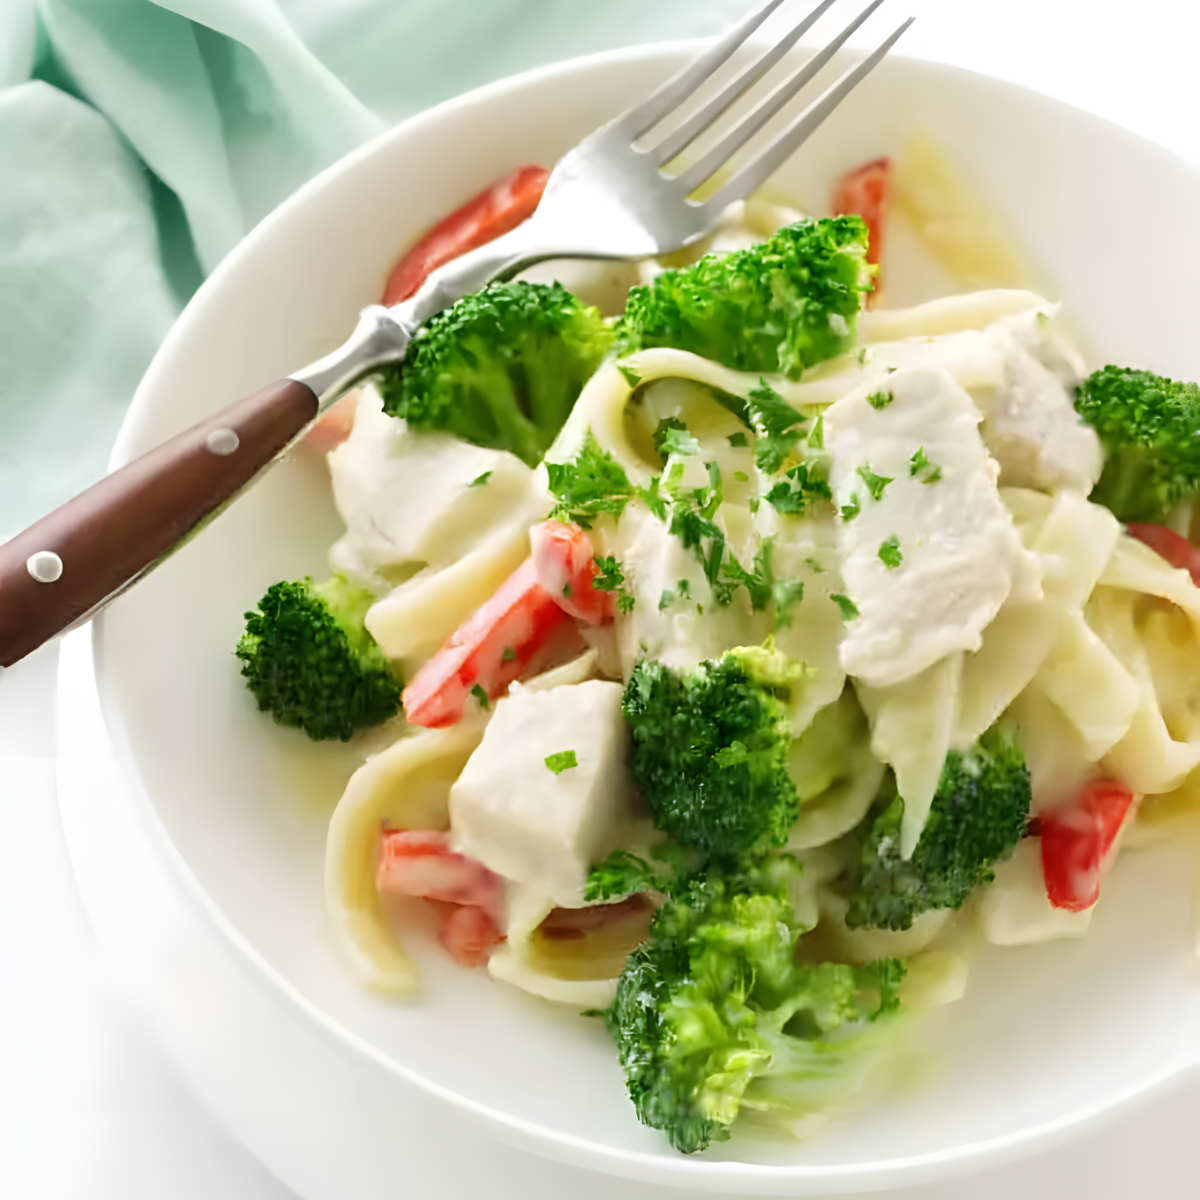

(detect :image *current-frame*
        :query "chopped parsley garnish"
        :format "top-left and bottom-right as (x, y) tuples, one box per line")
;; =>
(831, 593), (860, 620)
(544, 750), (578, 774)
(470, 683), (490, 710)
(877, 535), (903, 569)
(562, 582), (572, 597)
(713, 538), (775, 611)
(856, 463), (893, 502)
(732, 470), (749, 483)
(592, 554), (624, 591)
(867, 390), (894, 410)
(808, 412), (824, 450)
(772, 577), (806, 628)
(764, 462), (833, 516)
(840, 492), (862, 521)
(676, 579), (691, 599)
(670, 500), (725, 588)
(746, 379), (805, 473)
(501, 646), (516, 663)
(546, 429), (635, 529)
(667, 461), (782, 605)
(592, 554), (635, 613)
(468, 470), (492, 487)
(805, 556), (826, 574)
(617, 364), (642, 389)
(658, 588), (675, 611)
(636, 473), (668, 520)
(856, 348), (869, 366)
(653, 417), (700, 459)
(909, 446), (943, 484)
(728, 432), (749, 448)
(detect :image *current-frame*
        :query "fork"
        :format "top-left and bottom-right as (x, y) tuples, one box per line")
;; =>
(0, 0), (912, 668)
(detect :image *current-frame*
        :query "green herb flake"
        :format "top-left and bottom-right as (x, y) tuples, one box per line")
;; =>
(856, 348), (869, 366)
(617, 364), (642, 389)
(856, 463), (893, 502)
(805, 556), (826, 574)
(877, 535), (903, 569)
(546, 429), (635, 529)
(840, 492), (862, 522)
(636, 474), (667, 520)
(808, 412), (824, 450)
(653, 417), (700, 459)
(501, 646), (516, 663)
(468, 470), (492, 488)
(658, 588), (675, 611)
(747, 379), (805, 473)
(764, 462), (833, 516)
(728, 432), (749, 448)
(592, 554), (635, 613)
(831, 593), (860, 620)
(732, 470), (749, 483)
(908, 446), (943, 484)
(772, 577), (806, 629)
(867, 390), (894, 410)
(470, 683), (491, 710)
(592, 555), (624, 591)
(712, 538), (781, 613)
(544, 750), (578, 775)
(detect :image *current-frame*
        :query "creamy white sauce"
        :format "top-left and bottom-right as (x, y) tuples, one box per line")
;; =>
(824, 365), (1038, 688)
(974, 310), (1102, 493)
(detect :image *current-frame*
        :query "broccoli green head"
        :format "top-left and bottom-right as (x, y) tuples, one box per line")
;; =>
(236, 576), (401, 742)
(622, 648), (810, 858)
(376, 280), (613, 467)
(605, 854), (904, 1153)
(616, 216), (872, 377)
(845, 726), (1031, 931)
(1076, 365), (1200, 524)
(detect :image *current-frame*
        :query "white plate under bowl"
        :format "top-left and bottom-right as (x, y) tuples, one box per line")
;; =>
(58, 39), (1200, 1198)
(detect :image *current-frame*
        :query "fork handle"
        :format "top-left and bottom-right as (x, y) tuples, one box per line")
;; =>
(0, 379), (318, 668)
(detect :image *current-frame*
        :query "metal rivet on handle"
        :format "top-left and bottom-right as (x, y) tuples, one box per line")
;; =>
(27, 551), (64, 583)
(205, 428), (240, 456)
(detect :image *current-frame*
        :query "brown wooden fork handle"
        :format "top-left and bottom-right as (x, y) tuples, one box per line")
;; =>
(0, 378), (318, 668)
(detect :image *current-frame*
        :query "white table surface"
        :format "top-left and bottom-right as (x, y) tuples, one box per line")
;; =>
(4, 3), (1200, 1196)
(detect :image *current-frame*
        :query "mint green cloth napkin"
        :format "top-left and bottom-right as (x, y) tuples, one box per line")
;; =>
(1, 0), (741, 534)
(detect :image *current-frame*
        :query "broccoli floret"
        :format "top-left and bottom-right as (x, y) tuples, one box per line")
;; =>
(1076, 365), (1200, 523)
(845, 726), (1031, 931)
(622, 647), (810, 857)
(605, 854), (904, 1153)
(236, 576), (401, 742)
(616, 217), (872, 376)
(376, 280), (613, 466)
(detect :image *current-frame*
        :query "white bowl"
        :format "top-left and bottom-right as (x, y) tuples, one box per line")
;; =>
(59, 39), (1200, 1198)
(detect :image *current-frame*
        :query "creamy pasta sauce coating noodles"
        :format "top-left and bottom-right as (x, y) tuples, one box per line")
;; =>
(315, 194), (1200, 1145)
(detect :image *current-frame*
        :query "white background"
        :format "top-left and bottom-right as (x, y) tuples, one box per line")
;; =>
(4, 2), (1200, 1196)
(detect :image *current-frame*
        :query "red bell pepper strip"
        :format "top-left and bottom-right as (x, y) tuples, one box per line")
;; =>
(1126, 522), (1200, 587)
(832, 155), (892, 304)
(401, 558), (577, 728)
(1040, 779), (1135, 912)
(530, 520), (614, 625)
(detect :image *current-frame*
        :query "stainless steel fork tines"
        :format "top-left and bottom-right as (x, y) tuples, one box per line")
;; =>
(590, 0), (914, 239)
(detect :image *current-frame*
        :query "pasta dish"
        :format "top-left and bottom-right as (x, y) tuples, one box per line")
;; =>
(232, 156), (1200, 1152)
